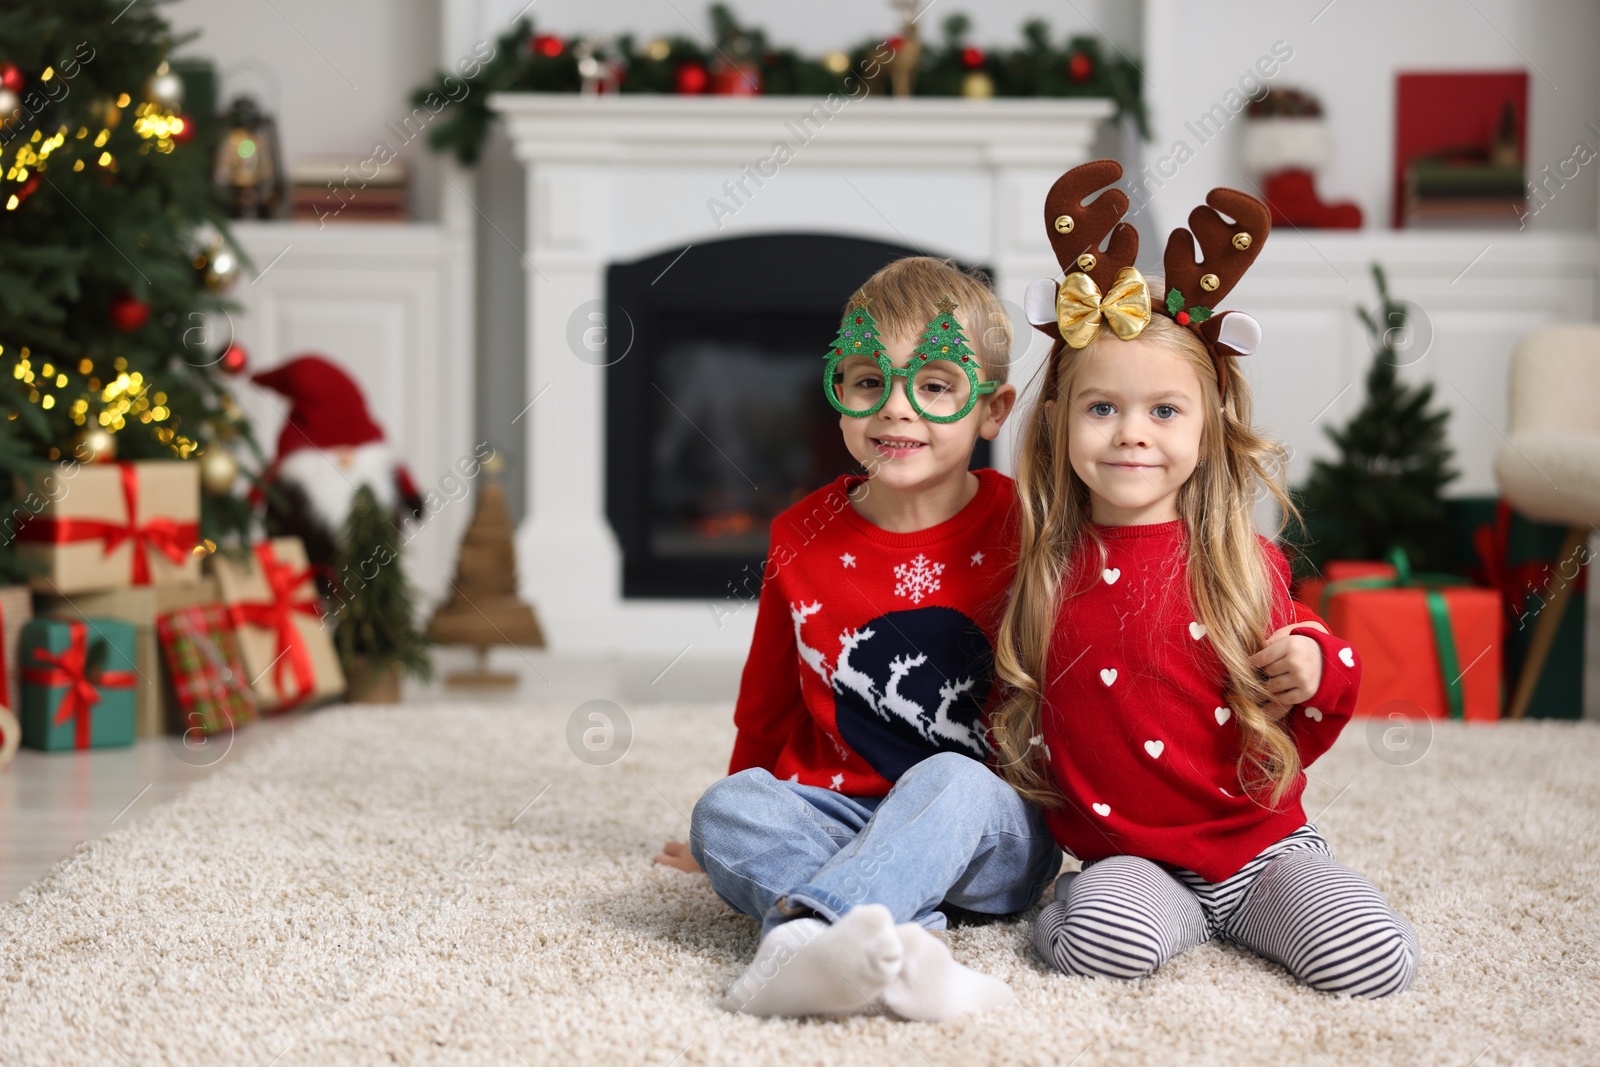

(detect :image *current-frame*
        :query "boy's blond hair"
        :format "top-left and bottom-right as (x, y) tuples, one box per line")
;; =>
(854, 257), (1013, 385)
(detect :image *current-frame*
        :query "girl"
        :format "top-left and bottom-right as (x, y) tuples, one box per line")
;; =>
(992, 161), (1418, 998)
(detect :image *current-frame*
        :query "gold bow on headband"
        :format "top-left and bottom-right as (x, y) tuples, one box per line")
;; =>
(1056, 266), (1152, 349)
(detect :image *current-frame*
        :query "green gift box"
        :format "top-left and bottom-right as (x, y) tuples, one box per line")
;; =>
(19, 617), (138, 750)
(1443, 497), (1588, 719)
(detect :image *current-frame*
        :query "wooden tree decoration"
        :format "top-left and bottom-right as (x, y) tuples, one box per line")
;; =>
(426, 457), (546, 686)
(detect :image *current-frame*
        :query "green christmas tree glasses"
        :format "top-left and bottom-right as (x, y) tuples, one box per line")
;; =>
(823, 295), (996, 423)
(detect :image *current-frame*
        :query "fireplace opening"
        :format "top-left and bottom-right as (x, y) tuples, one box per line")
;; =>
(606, 233), (992, 600)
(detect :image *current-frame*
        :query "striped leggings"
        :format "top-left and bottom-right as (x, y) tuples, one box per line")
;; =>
(1035, 825), (1418, 998)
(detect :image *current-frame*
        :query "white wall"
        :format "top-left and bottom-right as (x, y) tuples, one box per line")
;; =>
(168, 0), (444, 220)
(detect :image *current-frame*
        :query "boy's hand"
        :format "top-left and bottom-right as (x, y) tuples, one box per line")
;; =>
(1250, 627), (1324, 719)
(653, 840), (704, 874)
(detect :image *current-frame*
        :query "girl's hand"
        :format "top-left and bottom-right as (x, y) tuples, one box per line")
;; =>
(653, 840), (704, 874)
(1250, 629), (1324, 718)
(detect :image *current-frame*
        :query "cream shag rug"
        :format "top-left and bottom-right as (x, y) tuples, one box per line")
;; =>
(1, 703), (1596, 1067)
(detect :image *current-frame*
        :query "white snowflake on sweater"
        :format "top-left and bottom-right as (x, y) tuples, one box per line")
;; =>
(893, 553), (945, 604)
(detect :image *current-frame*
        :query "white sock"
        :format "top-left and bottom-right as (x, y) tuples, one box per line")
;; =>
(719, 904), (904, 1017)
(880, 923), (1016, 1022)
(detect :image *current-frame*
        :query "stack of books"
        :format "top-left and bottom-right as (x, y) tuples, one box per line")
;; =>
(289, 158), (409, 223)
(1403, 158), (1525, 229)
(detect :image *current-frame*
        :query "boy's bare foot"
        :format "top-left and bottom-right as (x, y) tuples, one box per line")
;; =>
(720, 904), (903, 1017)
(653, 840), (703, 873)
(881, 923), (1015, 1021)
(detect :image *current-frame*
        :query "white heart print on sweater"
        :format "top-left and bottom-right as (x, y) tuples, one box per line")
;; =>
(1093, 803), (1111, 817)
(1144, 740), (1164, 759)
(1339, 647), (1355, 668)
(1214, 706), (1231, 725)
(1305, 706), (1323, 722)
(1188, 621), (1206, 640)
(1102, 568), (1120, 585)
(1100, 668), (1117, 686)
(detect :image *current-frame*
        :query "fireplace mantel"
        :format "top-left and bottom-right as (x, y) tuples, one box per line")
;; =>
(490, 93), (1113, 654)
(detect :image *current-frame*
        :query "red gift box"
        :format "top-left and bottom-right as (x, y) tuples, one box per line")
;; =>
(1297, 558), (1502, 721)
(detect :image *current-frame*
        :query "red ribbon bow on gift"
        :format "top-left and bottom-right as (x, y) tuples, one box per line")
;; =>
(22, 621), (137, 749)
(227, 543), (322, 708)
(18, 462), (199, 585)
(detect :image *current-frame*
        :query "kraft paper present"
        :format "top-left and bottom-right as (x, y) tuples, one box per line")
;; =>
(210, 537), (345, 711)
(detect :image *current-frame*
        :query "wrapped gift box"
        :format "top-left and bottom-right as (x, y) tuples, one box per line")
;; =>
(1443, 497), (1589, 719)
(40, 579), (221, 737)
(1297, 559), (1502, 721)
(1, 584), (32, 713)
(19, 617), (138, 750)
(157, 602), (258, 736)
(210, 537), (345, 711)
(14, 460), (201, 594)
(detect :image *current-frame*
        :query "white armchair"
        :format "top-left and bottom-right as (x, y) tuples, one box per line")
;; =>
(1493, 325), (1600, 719)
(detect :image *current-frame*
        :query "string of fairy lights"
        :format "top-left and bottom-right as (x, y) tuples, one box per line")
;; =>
(2, 64), (198, 461)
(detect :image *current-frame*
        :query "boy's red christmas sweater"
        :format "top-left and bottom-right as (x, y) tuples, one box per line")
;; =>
(728, 469), (1019, 796)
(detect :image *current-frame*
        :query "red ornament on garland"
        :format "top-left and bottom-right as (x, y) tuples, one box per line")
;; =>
(108, 293), (150, 333)
(530, 34), (564, 58)
(960, 47), (985, 71)
(0, 63), (22, 93)
(219, 342), (249, 375)
(1067, 51), (1095, 83)
(675, 60), (709, 95)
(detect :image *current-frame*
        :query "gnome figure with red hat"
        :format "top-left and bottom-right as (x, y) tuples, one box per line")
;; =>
(253, 354), (424, 573)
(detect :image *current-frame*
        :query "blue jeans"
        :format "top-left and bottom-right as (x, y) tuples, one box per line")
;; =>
(689, 751), (1062, 936)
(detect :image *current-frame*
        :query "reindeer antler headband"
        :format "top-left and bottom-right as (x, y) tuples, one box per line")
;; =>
(1022, 159), (1271, 397)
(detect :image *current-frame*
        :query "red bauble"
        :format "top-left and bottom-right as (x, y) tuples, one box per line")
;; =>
(675, 60), (709, 94)
(220, 343), (249, 375)
(887, 36), (906, 55)
(0, 62), (22, 93)
(1067, 51), (1094, 83)
(108, 293), (150, 333)
(530, 34), (564, 58)
(960, 47), (985, 71)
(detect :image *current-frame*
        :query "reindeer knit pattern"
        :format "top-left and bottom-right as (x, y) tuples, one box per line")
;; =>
(1039, 519), (1362, 883)
(728, 469), (1019, 794)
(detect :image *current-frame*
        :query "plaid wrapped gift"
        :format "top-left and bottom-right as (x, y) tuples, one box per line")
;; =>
(156, 603), (258, 735)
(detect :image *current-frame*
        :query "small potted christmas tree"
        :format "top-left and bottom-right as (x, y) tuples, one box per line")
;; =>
(1292, 263), (1459, 579)
(330, 486), (433, 702)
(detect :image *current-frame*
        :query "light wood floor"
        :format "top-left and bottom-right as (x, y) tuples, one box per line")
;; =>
(0, 647), (744, 902)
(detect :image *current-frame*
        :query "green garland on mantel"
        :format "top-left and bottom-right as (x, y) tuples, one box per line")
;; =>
(412, 8), (1148, 166)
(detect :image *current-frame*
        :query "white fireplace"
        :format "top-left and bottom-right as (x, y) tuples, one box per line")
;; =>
(491, 94), (1114, 655)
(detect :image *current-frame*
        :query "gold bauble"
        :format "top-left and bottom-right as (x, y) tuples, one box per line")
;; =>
(961, 71), (994, 98)
(74, 425), (117, 464)
(198, 448), (239, 495)
(202, 241), (239, 292)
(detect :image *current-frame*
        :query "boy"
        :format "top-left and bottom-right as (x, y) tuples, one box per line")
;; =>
(656, 257), (1061, 1020)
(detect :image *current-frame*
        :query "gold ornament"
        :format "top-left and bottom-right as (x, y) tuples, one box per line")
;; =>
(1056, 266), (1152, 349)
(823, 51), (851, 74)
(1053, 214), (1075, 234)
(73, 425), (117, 464)
(1076, 252), (1097, 272)
(646, 38), (672, 61)
(1200, 273), (1220, 292)
(201, 240), (239, 292)
(198, 447), (239, 494)
(961, 71), (994, 98)
(1231, 232), (1252, 250)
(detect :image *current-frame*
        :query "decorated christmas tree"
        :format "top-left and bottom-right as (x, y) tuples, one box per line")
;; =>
(0, 0), (261, 583)
(1292, 264), (1458, 578)
(828, 292), (883, 360)
(331, 485), (432, 699)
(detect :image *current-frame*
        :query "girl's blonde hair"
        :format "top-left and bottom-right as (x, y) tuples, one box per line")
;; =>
(856, 257), (1013, 384)
(992, 307), (1305, 808)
